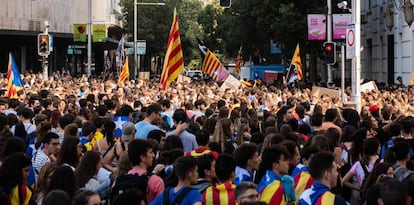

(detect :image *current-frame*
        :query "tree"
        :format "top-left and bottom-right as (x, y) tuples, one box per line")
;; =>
(119, 0), (203, 70)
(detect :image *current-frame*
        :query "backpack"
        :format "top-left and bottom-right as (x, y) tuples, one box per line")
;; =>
(109, 172), (152, 204)
(339, 144), (352, 201)
(14, 123), (34, 148)
(359, 158), (381, 203)
(162, 187), (192, 205)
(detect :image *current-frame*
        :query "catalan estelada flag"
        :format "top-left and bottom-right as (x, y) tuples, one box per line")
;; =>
(203, 181), (236, 205)
(294, 171), (313, 203)
(160, 8), (184, 90)
(259, 180), (285, 205)
(7, 52), (24, 99)
(298, 182), (338, 205)
(118, 56), (129, 83)
(287, 43), (303, 83)
(201, 50), (229, 82)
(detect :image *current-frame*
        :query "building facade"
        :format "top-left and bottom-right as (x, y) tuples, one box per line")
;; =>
(0, 0), (123, 77)
(360, 0), (414, 84)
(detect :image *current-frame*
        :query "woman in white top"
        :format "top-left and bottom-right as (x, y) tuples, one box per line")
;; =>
(342, 137), (381, 205)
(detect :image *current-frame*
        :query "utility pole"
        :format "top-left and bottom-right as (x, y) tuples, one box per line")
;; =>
(134, 0), (137, 79)
(87, 0), (92, 77)
(351, 0), (361, 113)
(327, 0), (333, 83)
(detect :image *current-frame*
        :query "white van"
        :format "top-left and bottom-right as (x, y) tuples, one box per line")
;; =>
(185, 70), (203, 79)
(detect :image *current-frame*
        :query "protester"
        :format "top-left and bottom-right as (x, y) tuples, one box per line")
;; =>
(1, 71), (414, 205)
(235, 182), (260, 204)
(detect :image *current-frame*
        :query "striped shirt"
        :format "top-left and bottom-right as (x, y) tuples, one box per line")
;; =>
(32, 150), (51, 182)
(203, 181), (236, 205)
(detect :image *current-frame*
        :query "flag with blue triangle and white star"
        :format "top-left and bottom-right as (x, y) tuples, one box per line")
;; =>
(113, 116), (130, 139)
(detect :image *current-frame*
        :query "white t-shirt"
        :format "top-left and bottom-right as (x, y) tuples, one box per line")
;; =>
(350, 158), (378, 186)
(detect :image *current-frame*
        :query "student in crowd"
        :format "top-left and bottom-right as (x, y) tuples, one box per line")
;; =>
(72, 189), (101, 205)
(299, 152), (348, 205)
(102, 122), (135, 172)
(43, 190), (72, 205)
(191, 153), (216, 193)
(235, 182), (260, 204)
(0, 152), (33, 205)
(32, 132), (60, 181)
(203, 153), (237, 205)
(293, 146), (315, 203)
(56, 136), (83, 171)
(234, 143), (261, 185)
(127, 139), (164, 203)
(166, 109), (198, 152)
(257, 144), (292, 204)
(186, 129), (219, 159)
(150, 156), (202, 205)
(135, 103), (162, 139)
(378, 179), (409, 205)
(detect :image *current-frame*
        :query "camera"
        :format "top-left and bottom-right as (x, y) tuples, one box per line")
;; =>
(337, 1), (348, 9)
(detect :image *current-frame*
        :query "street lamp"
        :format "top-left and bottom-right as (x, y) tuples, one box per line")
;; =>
(385, 2), (394, 31)
(403, 0), (414, 26)
(393, 0), (414, 26)
(134, 1), (165, 79)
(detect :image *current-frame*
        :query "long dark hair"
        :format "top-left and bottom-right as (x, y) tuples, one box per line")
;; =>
(104, 120), (116, 147)
(57, 136), (80, 168)
(75, 151), (101, 187)
(0, 152), (31, 194)
(47, 165), (78, 199)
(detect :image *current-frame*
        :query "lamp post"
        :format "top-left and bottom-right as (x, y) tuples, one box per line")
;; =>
(134, 1), (165, 79)
(393, 0), (414, 26)
(385, 1), (394, 31)
(87, 0), (92, 77)
(350, 0), (361, 113)
(403, 0), (414, 26)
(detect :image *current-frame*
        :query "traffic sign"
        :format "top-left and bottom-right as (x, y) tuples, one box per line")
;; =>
(346, 23), (355, 59)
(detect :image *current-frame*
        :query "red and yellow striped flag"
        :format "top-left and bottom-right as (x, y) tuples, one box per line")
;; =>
(118, 56), (129, 83)
(203, 181), (236, 205)
(201, 50), (223, 80)
(160, 8), (184, 90)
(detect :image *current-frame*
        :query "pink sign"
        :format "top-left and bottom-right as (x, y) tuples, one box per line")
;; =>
(333, 14), (352, 39)
(307, 14), (326, 40)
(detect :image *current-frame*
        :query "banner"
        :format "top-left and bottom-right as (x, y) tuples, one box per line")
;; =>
(333, 14), (352, 40)
(361, 81), (378, 92)
(307, 14), (326, 40)
(73, 23), (87, 42)
(219, 74), (241, 92)
(311, 86), (341, 99)
(93, 24), (107, 42)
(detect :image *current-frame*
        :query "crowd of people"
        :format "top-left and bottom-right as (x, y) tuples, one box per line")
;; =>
(0, 71), (413, 205)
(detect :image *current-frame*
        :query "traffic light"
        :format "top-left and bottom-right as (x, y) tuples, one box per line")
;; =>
(220, 0), (231, 8)
(323, 42), (336, 65)
(38, 34), (50, 56)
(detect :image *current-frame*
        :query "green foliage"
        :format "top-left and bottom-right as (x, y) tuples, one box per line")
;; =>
(119, 0), (326, 66)
(119, 0), (203, 66)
